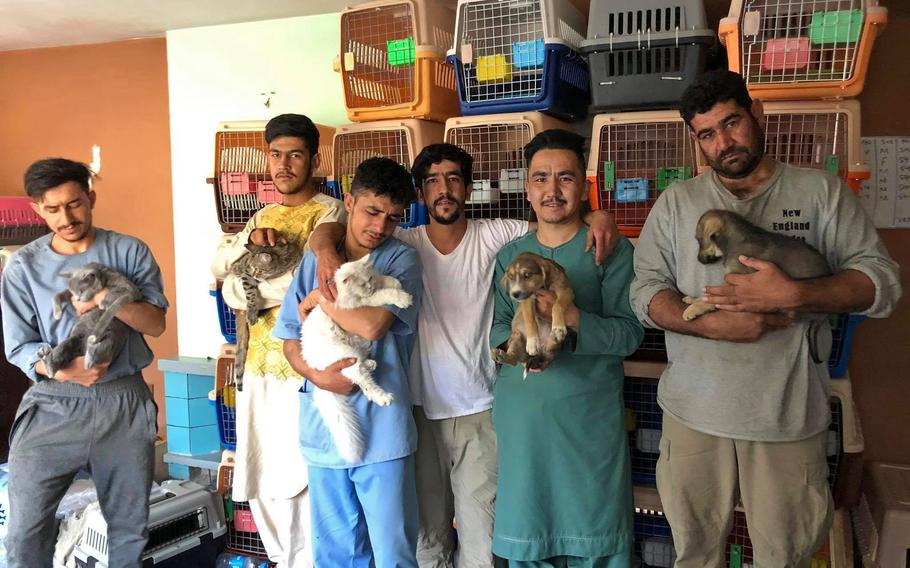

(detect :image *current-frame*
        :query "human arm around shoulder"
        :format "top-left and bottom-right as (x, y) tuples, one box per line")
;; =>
(309, 221), (346, 302)
(702, 180), (902, 316)
(527, 210), (619, 265)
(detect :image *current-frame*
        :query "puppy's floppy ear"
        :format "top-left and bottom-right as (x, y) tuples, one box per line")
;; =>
(538, 260), (547, 288)
(500, 270), (509, 291)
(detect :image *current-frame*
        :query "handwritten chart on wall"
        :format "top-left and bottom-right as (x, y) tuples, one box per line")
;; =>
(859, 137), (910, 229)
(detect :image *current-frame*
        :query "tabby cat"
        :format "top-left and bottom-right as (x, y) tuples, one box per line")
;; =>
(229, 240), (302, 390)
(38, 263), (142, 378)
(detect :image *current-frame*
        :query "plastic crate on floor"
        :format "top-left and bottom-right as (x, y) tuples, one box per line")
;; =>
(333, 119), (444, 228)
(586, 111), (697, 237)
(696, 99), (869, 193)
(0, 196), (50, 246)
(212, 121), (336, 233)
(444, 112), (570, 221)
(719, 0), (888, 100)
(215, 347), (238, 450)
(854, 462), (910, 568)
(581, 0), (715, 111)
(210, 286), (237, 344)
(448, 0), (590, 120)
(337, 0), (459, 122)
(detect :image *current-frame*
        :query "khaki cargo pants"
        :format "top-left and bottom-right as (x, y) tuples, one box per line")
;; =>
(656, 414), (833, 568)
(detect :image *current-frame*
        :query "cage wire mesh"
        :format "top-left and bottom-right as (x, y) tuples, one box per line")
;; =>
(218, 465), (269, 557)
(634, 508), (676, 568)
(763, 109), (850, 177)
(624, 377), (662, 485)
(343, 3), (416, 109)
(0, 197), (50, 246)
(458, 0), (547, 103)
(739, 0), (865, 86)
(595, 119), (696, 230)
(215, 354), (237, 450)
(335, 128), (414, 225)
(446, 122), (533, 220)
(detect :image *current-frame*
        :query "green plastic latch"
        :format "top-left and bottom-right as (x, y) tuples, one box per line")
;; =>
(387, 37), (416, 66)
(656, 166), (693, 191)
(603, 161), (615, 190)
(225, 496), (234, 521)
(809, 10), (863, 45)
(825, 155), (841, 175)
(729, 543), (743, 568)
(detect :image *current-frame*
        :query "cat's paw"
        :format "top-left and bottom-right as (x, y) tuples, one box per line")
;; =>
(36, 345), (52, 359)
(372, 391), (394, 407)
(361, 359), (377, 371)
(86, 334), (99, 346)
(394, 294), (412, 309)
(52, 304), (64, 320)
(551, 325), (567, 343)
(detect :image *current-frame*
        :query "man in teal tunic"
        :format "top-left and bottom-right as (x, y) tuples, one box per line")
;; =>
(490, 130), (643, 567)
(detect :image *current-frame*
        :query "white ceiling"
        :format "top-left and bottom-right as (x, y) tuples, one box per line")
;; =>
(0, 0), (354, 52)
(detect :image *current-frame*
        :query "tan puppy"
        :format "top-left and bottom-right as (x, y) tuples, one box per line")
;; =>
(491, 252), (575, 372)
(683, 209), (831, 321)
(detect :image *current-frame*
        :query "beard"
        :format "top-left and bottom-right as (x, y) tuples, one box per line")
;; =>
(428, 195), (462, 225)
(708, 130), (766, 180)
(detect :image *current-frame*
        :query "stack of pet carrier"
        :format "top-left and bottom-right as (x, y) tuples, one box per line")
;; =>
(583, 0), (714, 238)
(216, 452), (272, 562)
(332, 0), (462, 227)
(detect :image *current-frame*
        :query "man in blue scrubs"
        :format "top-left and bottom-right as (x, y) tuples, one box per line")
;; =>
(274, 157), (423, 566)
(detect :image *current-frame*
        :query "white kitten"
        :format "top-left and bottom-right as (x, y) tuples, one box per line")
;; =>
(300, 254), (412, 463)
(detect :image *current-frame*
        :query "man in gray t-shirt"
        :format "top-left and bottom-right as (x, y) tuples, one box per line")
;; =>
(630, 71), (901, 567)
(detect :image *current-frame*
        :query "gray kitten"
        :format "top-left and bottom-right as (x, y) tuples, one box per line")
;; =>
(229, 241), (302, 390)
(38, 263), (143, 379)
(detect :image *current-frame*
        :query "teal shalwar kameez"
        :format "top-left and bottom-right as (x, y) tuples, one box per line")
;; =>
(490, 229), (643, 566)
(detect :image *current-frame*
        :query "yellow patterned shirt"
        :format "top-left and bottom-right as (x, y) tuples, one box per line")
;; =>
(213, 193), (346, 381)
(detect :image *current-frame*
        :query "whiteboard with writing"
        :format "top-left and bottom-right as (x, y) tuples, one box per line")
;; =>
(859, 137), (910, 229)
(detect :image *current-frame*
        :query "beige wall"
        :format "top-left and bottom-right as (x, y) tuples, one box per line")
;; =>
(0, 38), (178, 434)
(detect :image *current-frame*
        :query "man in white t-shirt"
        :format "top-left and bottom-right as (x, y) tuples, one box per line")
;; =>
(308, 144), (617, 568)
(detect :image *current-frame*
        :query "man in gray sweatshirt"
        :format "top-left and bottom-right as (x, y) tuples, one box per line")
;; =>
(630, 70), (901, 567)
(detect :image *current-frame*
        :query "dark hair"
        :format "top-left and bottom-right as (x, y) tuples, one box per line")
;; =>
(679, 70), (754, 125)
(264, 113), (319, 156)
(524, 129), (586, 173)
(351, 157), (417, 206)
(24, 158), (93, 200)
(411, 143), (473, 190)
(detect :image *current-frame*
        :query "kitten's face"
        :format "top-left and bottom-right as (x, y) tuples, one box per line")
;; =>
(65, 267), (105, 301)
(333, 257), (376, 300)
(244, 242), (295, 278)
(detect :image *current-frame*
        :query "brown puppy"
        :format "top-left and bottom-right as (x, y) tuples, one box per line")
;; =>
(683, 209), (831, 321)
(491, 252), (575, 372)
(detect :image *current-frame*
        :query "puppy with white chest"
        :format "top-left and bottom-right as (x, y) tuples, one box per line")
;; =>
(491, 252), (575, 372)
(683, 209), (831, 321)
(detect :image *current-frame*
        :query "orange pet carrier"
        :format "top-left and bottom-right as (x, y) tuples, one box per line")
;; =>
(586, 111), (697, 237)
(719, 0), (887, 100)
(337, 0), (459, 123)
(444, 112), (569, 220)
(212, 121), (336, 233)
(696, 99), (869, 193)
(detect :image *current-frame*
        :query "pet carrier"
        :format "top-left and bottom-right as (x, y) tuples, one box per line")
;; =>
(587, 110), (697, 237)
(0, 196), (49, 246)
(334, 119), (443, 228)
(854, 462), (910, 568)
(719, 0), (888, 100)
(212, 121), (336, 233)
(210, 284), (237, 344)
(215, 344), (238, 450)
(696, 99), (869, 193)
(444, 112), (569, 220)
(337, 0), (459, 122)
(448, 0), (590, 120)
(581, 0), (716, 111)
(633, 485), (852, 568)
(73, 480), (227, 567)
(217, 454), (270, 558)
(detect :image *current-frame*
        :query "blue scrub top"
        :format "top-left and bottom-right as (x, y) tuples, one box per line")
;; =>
(273, 237), (422, 468)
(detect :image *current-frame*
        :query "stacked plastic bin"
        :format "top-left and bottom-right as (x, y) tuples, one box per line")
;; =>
(443, 112), (570, 220)
(447, 0), (590, 120)
(162, 362), (220, 478)
(333, 0), (460, 226)
(854, 462), (910, 567)
(581, 0), (716, 111)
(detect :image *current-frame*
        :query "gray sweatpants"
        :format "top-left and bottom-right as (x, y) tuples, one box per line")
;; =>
(6, 374), (157, 568)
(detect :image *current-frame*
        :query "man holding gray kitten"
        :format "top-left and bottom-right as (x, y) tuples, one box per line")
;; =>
(630, 70), (901, 566)
(1, 158), (168, 568)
